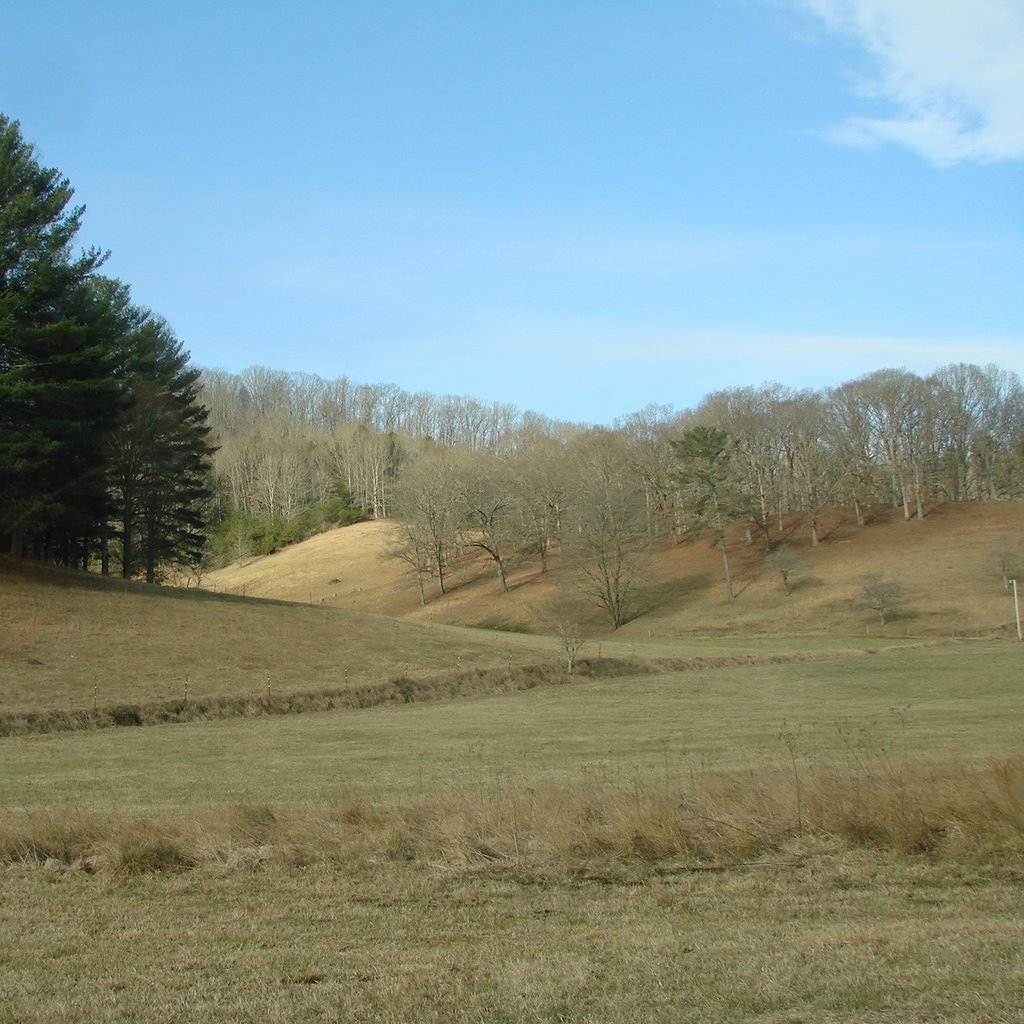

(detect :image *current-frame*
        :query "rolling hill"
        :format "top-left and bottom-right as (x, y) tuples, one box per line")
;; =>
(0, 556), (554, 715)
(2, 499), (1019, 722)
(4, 500), (1022, 1024)
(205, 501), (1024, 639)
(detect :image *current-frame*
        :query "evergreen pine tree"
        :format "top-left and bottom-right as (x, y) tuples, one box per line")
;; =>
(107, 314), (215, 581)
(0, 114), (121, 561)
(2, 114), (215, 577)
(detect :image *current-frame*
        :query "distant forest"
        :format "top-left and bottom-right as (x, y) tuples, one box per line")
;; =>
(199, 361), (1024, 611)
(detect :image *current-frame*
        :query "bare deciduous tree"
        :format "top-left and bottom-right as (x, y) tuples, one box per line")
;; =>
(391, 450), (460, 596)
(556, 621), (585, 674)
(460, 453), (518, 593)
(572, 430), (643, 629)
(764, 545), (806, 596)
(512, 431), (574, 573)
(861, 573), (905, 625)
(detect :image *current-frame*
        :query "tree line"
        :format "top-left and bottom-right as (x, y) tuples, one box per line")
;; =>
(0, 114), (213, 580)
(200, 360), (1023, 623)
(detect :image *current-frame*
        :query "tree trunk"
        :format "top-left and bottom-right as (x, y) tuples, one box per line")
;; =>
(434, 551), (447, 595)
(894, 463), (911, 521)
(145, 516), (157, 584)
(720, 533), (734, 602)
(122, 517), (133, 578)
(494, 556), (508, 593)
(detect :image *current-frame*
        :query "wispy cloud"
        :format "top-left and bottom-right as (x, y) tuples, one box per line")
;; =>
(472, 319), (1024, 375)
(793, 0), (1024, 164)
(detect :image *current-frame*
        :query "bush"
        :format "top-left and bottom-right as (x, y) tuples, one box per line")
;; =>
(207, 494), (369, 565)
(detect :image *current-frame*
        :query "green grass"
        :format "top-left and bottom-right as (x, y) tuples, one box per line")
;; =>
(2, 642), (1018, 810)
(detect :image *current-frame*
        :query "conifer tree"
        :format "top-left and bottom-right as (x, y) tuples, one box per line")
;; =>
(671, 426), (748, 602)
(107, 314), (215, 581)
(1, 114), (214, 577)
(0, 114), (120, 560)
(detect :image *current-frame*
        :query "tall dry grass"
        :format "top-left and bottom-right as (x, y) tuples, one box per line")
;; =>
(3, 755), (1020, 875)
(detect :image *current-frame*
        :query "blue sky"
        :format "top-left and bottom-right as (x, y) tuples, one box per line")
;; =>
(4, 0), (1022, 424)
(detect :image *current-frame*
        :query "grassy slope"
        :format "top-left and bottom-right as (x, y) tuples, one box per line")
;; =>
(2, 641), (1023, 1023)
(1, 551), (919, 716)
(0, 558), (556, 712)
(206, 501), (1024, 638)
(5, 500), (1014, 716)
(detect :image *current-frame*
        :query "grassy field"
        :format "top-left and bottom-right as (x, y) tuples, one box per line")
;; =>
(3, 640), (1023, 1021)
(2, 548), (1023, 1022)
(3, 855), (1021, 1024)
(1, 642), (1020, 810)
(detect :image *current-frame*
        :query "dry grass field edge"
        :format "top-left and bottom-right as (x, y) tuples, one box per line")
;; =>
(3, 755), (1021, 876)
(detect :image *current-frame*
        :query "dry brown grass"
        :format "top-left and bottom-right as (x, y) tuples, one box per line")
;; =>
(0, 557), (552, 713)
(205, 502), (1024, 640)
(0, 646), (903, 736)
(4, 847), (1021, 1024)
(3, 531), (1022, 1021)
(4, 508), (1023, 1022)
(3, 756), (1020, 875)
(201, 519), (417, 612)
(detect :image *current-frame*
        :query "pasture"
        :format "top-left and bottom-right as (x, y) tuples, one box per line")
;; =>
(1, 641), (1019, 809)
(2, 626), (1022, 1023)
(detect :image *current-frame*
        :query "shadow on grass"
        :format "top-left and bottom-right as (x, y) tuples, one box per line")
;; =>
(1, 556), (316, 610)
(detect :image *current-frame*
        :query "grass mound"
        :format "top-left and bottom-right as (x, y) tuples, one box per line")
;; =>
(0, 662), (567, 736)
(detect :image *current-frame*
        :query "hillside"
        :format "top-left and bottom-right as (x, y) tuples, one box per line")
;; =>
(0, 557), (553, 714)
(4, 500), (1018, 718)
(206, 501), (1024, 639)
(5, 505), (1023, 1024)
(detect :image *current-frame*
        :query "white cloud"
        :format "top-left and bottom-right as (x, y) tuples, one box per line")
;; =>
(794, 0), (1024, 164)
